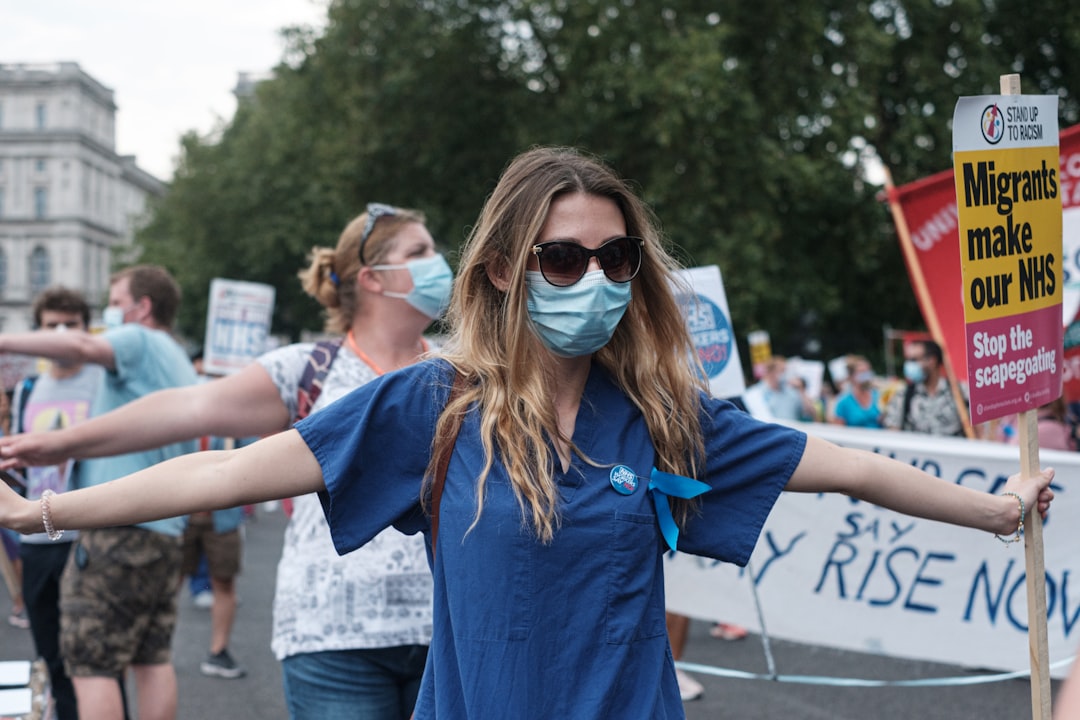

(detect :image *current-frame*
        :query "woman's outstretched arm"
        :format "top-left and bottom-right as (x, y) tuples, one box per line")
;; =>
(786, 435), (1054, 536)
(0, 428), (323, 535)
(0, 362), (290, 469)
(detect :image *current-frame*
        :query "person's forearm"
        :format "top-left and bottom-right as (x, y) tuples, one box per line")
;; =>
(0, 330), (110, 366)
(3, 451), (236, 533)
(789, 435), (1023, 536)
(56, 387), (218, 459)
(4, 429), (324, 533)
(51, 369), (291, 460)
(843, 450), (1010, 534)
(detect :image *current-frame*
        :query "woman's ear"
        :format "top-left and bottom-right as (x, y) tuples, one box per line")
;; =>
(486, 259), (511, 292)
(355, 266), (383, 294)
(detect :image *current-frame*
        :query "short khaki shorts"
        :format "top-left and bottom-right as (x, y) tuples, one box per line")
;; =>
(59, 527), (182, 677)
(180, 513), (242, 579)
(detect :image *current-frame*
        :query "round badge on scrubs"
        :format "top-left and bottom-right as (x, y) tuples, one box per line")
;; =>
(609, 465), (638, 495)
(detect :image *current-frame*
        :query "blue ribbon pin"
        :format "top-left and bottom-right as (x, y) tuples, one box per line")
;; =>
(648, 467), (710, 552)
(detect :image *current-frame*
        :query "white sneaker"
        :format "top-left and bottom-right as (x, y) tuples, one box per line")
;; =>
(676, 668), (704, 701)
(192, 590), (214, 609)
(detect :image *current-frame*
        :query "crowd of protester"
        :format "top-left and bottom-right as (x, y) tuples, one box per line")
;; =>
(747, 340), (1080, 451)
(0, 153), (1062, 720)
(1, 303), (1074, 715)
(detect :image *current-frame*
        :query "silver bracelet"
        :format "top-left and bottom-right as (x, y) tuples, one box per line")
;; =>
(994, 491), (1024, 546)
(40, 489), (64, 542)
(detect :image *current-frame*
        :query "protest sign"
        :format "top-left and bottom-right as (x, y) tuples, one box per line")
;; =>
(1064, 310), (1080, 405)
(664, 422), (1079, 678)
(674, 266), (746, 399)
(747, 330), (771, 380)
(203, 278), (275, 376)
(786, 356), (825, 403)
(953, 93), (1062, 424)
(0, 356), (39, 393)
(884, 122), (1080, 392)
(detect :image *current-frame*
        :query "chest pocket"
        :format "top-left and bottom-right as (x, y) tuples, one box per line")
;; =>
(604, 511), (666, 644)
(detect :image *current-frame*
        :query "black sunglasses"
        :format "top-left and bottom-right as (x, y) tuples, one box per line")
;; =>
(530, 236), (644, 287)
(357, 203), (397, 265)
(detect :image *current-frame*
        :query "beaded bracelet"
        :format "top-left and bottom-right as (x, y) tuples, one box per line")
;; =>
(40, 489), (64, 542)
(994, 491), (1024, 546)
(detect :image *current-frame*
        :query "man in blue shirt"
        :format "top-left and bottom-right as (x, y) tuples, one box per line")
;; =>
(745, 355), (817, 421)
(0, 265), (198, 720)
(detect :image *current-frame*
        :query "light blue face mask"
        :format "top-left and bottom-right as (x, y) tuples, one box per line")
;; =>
(903, 360), (925, 384)
(102, 306), (126, 330)
(371, 254), (454, 319)
(525, 269), (632, 357)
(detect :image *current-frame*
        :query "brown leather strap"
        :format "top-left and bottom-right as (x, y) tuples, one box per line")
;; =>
(430, 370), (468, 558)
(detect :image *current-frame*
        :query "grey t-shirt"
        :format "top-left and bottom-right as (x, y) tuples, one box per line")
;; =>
(15, 364), (104, 544)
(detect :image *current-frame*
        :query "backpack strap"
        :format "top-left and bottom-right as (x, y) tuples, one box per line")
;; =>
(900, 381), (917, 431)
(296, 339), (344, 421)
(13, 375), (37, 434)
(430, 370), (468, 559)
(283, 339), (343, 518)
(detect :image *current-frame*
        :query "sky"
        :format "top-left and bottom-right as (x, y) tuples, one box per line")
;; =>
(1, 0), (328, 181)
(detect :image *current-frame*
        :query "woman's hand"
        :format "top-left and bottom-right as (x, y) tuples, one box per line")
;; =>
(0, 479), (38, 535)
(0, 432), (67, 470)
(1000, 467), (1055, 535)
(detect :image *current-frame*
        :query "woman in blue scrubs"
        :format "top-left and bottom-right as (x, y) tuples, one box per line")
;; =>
(0, 146), (1056, 720)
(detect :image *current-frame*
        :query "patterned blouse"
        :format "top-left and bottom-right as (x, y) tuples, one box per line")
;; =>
(258, 342), (433, 660)
(883, 376), (969, 436)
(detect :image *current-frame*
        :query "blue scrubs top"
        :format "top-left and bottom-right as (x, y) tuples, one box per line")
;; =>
(298, 359), (806, 719)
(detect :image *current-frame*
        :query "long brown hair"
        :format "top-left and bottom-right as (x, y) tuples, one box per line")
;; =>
(432, 147), (706, 541)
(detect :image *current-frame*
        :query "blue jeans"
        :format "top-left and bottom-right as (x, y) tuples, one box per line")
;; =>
(188, 553), (211, 595)
(281, 646), (427, 720)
